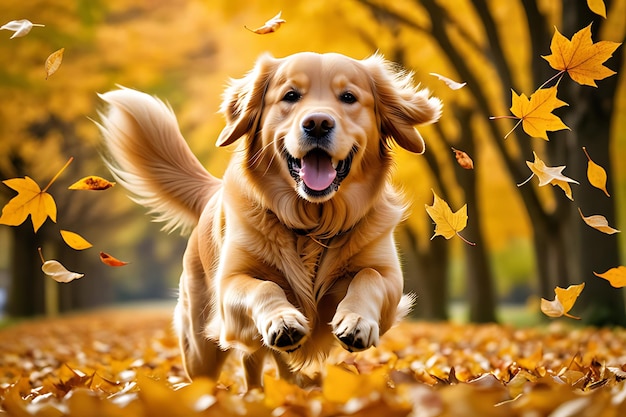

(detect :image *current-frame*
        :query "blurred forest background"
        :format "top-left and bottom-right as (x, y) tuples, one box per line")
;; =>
(0, 0), (624, 325)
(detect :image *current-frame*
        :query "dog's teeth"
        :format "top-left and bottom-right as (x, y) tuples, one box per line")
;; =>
(332, 159), (338, 169)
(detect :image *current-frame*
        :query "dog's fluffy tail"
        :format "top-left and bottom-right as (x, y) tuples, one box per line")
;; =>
(98, 88), (220, 234)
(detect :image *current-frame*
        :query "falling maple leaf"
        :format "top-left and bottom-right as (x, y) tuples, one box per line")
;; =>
(451, 147), (474, 169)
(508, 86), (569, 140)
(100, 251), (129, 267)
(60, 230), (93, 250)
(582, 147), (610, 197)
(430, 73), (466, 90)
(0, 19), (45, 39)
(578, 208), (620, 235)
(594, 266), (626, 288)
(541, 283), (585, 319)
(587, 0), (607, 18)
(245, 11), (286, 34)
(0, 157), (72, 232)
(542, 24), (621, 87)
(520, 152), (579, 200)
(68, 176), (115, 190)
(425, 189), (475, 246)
(45, 48), (64, 80)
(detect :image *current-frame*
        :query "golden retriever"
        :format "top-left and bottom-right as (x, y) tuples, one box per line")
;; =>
(98, 52), (441, 390)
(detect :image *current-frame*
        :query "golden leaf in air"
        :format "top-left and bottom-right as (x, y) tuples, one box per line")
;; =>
(0, 158), (72, 232)
(100, 251), (129, 267)
(582, 147), (610, 197)
(60, 230), (93, 250)
(578, 208), (620, 235)
(587, 0), (607, 18)
(430, 72), (466, 90)
(509, 87), (569, 140)
(245, 11), (286, 34)
(541, 283), (585, 319)
(542, 24), (621, 87)
(594, 266), (626, 288)
(68, 176), (116, 190)
(0, 19), (44, 39)
(425, 189), (475, 246)
(42, 260), (85, 283)
(45, 48), (65, 80)
(522, 152), (579, 200)
(452, 147), (474, 169)
(0, 177), (56, 232)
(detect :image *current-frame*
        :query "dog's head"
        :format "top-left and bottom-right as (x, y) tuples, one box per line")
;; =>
(217, 52), (441, 204)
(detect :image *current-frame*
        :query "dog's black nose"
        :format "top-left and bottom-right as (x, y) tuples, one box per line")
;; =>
(301, 112), (335, 139)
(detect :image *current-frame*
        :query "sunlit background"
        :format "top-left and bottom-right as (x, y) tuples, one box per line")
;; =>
(0, 0), (624, 325)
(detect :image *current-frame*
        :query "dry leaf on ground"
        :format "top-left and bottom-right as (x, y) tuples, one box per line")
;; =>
(2, 310), (626, 416)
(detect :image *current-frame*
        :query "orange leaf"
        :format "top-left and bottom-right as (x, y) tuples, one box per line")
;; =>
(542, 24), (620, 87)
(45, 48), (64, 80)
(60, 230), (93, 250)
(245, 11), (285, 34)
(425, 189), (475, 245)
(578, 208), (620, 235)
(594, 266), (626, 288)
(582, 147), (610, 197)
(525, 152), (579, 200)
(541, 283), (585, 319)
(68, 176), (116, 190)
(510, 87), (569, 140)
(100, 251), (129, 267)
(451, 147), (474, 169)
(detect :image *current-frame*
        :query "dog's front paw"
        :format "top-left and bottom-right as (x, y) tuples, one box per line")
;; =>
(262, 312), (309, 353)
(331, 312), (379, 352)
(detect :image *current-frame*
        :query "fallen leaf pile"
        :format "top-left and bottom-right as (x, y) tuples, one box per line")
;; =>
(2, 308), (626, 416)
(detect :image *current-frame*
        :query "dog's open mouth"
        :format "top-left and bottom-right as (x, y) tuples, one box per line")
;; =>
(287, 148), (354, 198)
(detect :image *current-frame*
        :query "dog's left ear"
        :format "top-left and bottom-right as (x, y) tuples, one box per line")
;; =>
(216, 54), (279, 147)
(363, 55), (442, 154)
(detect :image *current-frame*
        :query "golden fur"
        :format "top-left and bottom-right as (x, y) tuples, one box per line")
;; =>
(98, 52), (441, 390)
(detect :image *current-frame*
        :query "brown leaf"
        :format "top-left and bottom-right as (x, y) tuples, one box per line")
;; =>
(68, 176), (116, 190)
(452, 147), (474, 169)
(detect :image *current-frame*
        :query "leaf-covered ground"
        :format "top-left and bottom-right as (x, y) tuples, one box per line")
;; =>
(1, 307), (626, 416)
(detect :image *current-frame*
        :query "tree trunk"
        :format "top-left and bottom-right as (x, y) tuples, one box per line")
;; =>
(559, 0), (626, 325)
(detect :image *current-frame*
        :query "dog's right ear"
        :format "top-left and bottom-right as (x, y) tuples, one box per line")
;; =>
(216, 54), (279, 147)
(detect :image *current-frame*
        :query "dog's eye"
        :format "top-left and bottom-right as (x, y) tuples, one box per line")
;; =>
(281, 90), (301, 103)
(339, 92), (357, 104)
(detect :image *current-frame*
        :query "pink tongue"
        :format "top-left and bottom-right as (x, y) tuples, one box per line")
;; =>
(300, 151), (337, 191)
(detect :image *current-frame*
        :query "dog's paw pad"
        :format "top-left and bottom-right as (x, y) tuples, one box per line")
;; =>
(264, 314), (309, 353)
(332, 312), (378, 352)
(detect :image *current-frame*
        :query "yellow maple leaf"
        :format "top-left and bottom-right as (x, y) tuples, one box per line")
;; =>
(425, 189), (475, 245)
(510, 87), (569, 140)
(594, 266), (626, 288)
(542, 24), (621, 87)
(0, 177), (57, 232)
(541, 283), (585, 319)
(0, 158), (72, 232)
(524, 152), (579, 200)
